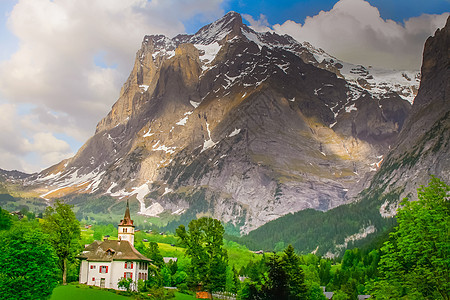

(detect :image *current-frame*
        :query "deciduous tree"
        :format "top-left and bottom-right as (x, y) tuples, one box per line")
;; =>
(0, 206), (12, 230)
(0, 222), (59, 299)
(370, 176), (450, 299)
(176, 217), (228, 293)
(42, 199), (81, 285)
(147, 241), (164, 267)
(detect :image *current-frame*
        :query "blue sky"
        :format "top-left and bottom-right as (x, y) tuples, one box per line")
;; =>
(0, 0), (448, 173)
(185, 0), (450, 33)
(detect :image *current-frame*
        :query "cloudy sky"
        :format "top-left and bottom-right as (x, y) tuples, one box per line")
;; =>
(0, 0), (448, 173)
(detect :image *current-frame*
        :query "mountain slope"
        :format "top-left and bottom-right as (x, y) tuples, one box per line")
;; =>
(235, 16), (450, 254)
(27, 12), (417, 234)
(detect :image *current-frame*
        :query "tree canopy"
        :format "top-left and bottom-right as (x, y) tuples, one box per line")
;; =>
(0, 222), (59, 299)
(370, 176), (450, 299)
(42, 199), (81, 285)
(176, 217), (228, 293)
(0, 206), (12, 231)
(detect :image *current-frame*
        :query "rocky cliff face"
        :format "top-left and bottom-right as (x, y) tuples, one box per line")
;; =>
(364, 16), (450, 213)
(30, 12), (419, 233)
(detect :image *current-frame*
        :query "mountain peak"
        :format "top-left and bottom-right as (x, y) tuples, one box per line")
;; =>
(215, 11), (243, 28)
(190, 11), (244, 44)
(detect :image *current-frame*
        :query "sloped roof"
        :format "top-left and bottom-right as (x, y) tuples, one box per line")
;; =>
(77, 240), (151, 262)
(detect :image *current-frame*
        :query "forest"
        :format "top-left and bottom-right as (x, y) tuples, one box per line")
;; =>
(0, 176), (448, 299)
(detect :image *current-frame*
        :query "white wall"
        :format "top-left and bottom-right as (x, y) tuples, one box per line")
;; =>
(79, 260), (88, 284)
(80, 260), (149, 291)
(83, 261), (112, 288)
(118, 225), (135, 246)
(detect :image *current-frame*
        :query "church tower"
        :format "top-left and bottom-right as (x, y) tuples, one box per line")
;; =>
(118, 200), (135, 246)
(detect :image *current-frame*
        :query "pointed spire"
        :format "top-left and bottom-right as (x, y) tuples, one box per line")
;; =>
(119, 199), (134, 226)
(124, 199), (131, 221)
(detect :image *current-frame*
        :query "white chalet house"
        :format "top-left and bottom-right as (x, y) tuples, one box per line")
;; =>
(78, 201), (151, 290)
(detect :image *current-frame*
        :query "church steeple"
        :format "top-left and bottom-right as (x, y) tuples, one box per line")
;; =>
(118, 200), (135, 246)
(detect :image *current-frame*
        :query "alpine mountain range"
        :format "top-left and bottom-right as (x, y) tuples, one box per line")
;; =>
(4, 12), (449, 250)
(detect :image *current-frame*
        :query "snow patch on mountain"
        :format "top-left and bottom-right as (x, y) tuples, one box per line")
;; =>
(345, 104), (357, 113)
(194, 42), (221, 65)
(201, 122), (218, 152)
(228, 128), (241, 137)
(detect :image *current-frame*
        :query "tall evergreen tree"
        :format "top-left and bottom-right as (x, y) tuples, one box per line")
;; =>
(232, 265), (241, 293)
(42, 199), (81, 285)
(261, 253), (290, 300)
(282, 244), (308, 299)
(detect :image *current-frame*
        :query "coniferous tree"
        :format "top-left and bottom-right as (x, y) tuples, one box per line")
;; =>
(232, 265), (241, 293)
(282, 244), (308, 299)
(318, 258), (332, 286)
(261, 253), (290, 300)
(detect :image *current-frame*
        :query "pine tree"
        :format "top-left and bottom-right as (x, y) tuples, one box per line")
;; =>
(283, 244), (308, 300)
(262, 253), (290, 300)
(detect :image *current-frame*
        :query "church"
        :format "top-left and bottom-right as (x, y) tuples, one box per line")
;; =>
(78, 201), (152, 290)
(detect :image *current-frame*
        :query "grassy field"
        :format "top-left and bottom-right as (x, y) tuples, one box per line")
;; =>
(50, 285), (129, 300)
(174, 292), (196, 299)
(50, 285), (195, 300)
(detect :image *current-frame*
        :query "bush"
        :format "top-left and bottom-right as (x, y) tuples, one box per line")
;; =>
(118, 278), (133, 292)
(177, 283), (190, 294)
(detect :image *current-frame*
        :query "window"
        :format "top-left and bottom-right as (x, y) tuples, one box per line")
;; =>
(90, 265), (96, 269)
(124, 261), (133, 269)
(99, 266), (108, 273)
(124, 272), (132, 279)
(123, 228), (127, 233)
(138, 262), (147, 270)
(92, 277), (95, 281)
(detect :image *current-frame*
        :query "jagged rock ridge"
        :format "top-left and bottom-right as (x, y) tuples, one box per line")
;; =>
(29, 12), (418, 234)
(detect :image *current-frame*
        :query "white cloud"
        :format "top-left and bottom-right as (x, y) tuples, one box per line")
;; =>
(0, 103), (74, 173)
(272, 0), (449, 70)
(243, 13), (272, 32)
(0, 0), (224, 172)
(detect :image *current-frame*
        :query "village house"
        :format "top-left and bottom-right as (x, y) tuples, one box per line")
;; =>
(77, 201), (152, 290)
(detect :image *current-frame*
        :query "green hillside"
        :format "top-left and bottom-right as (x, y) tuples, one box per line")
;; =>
(231, 184), (401, 256)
